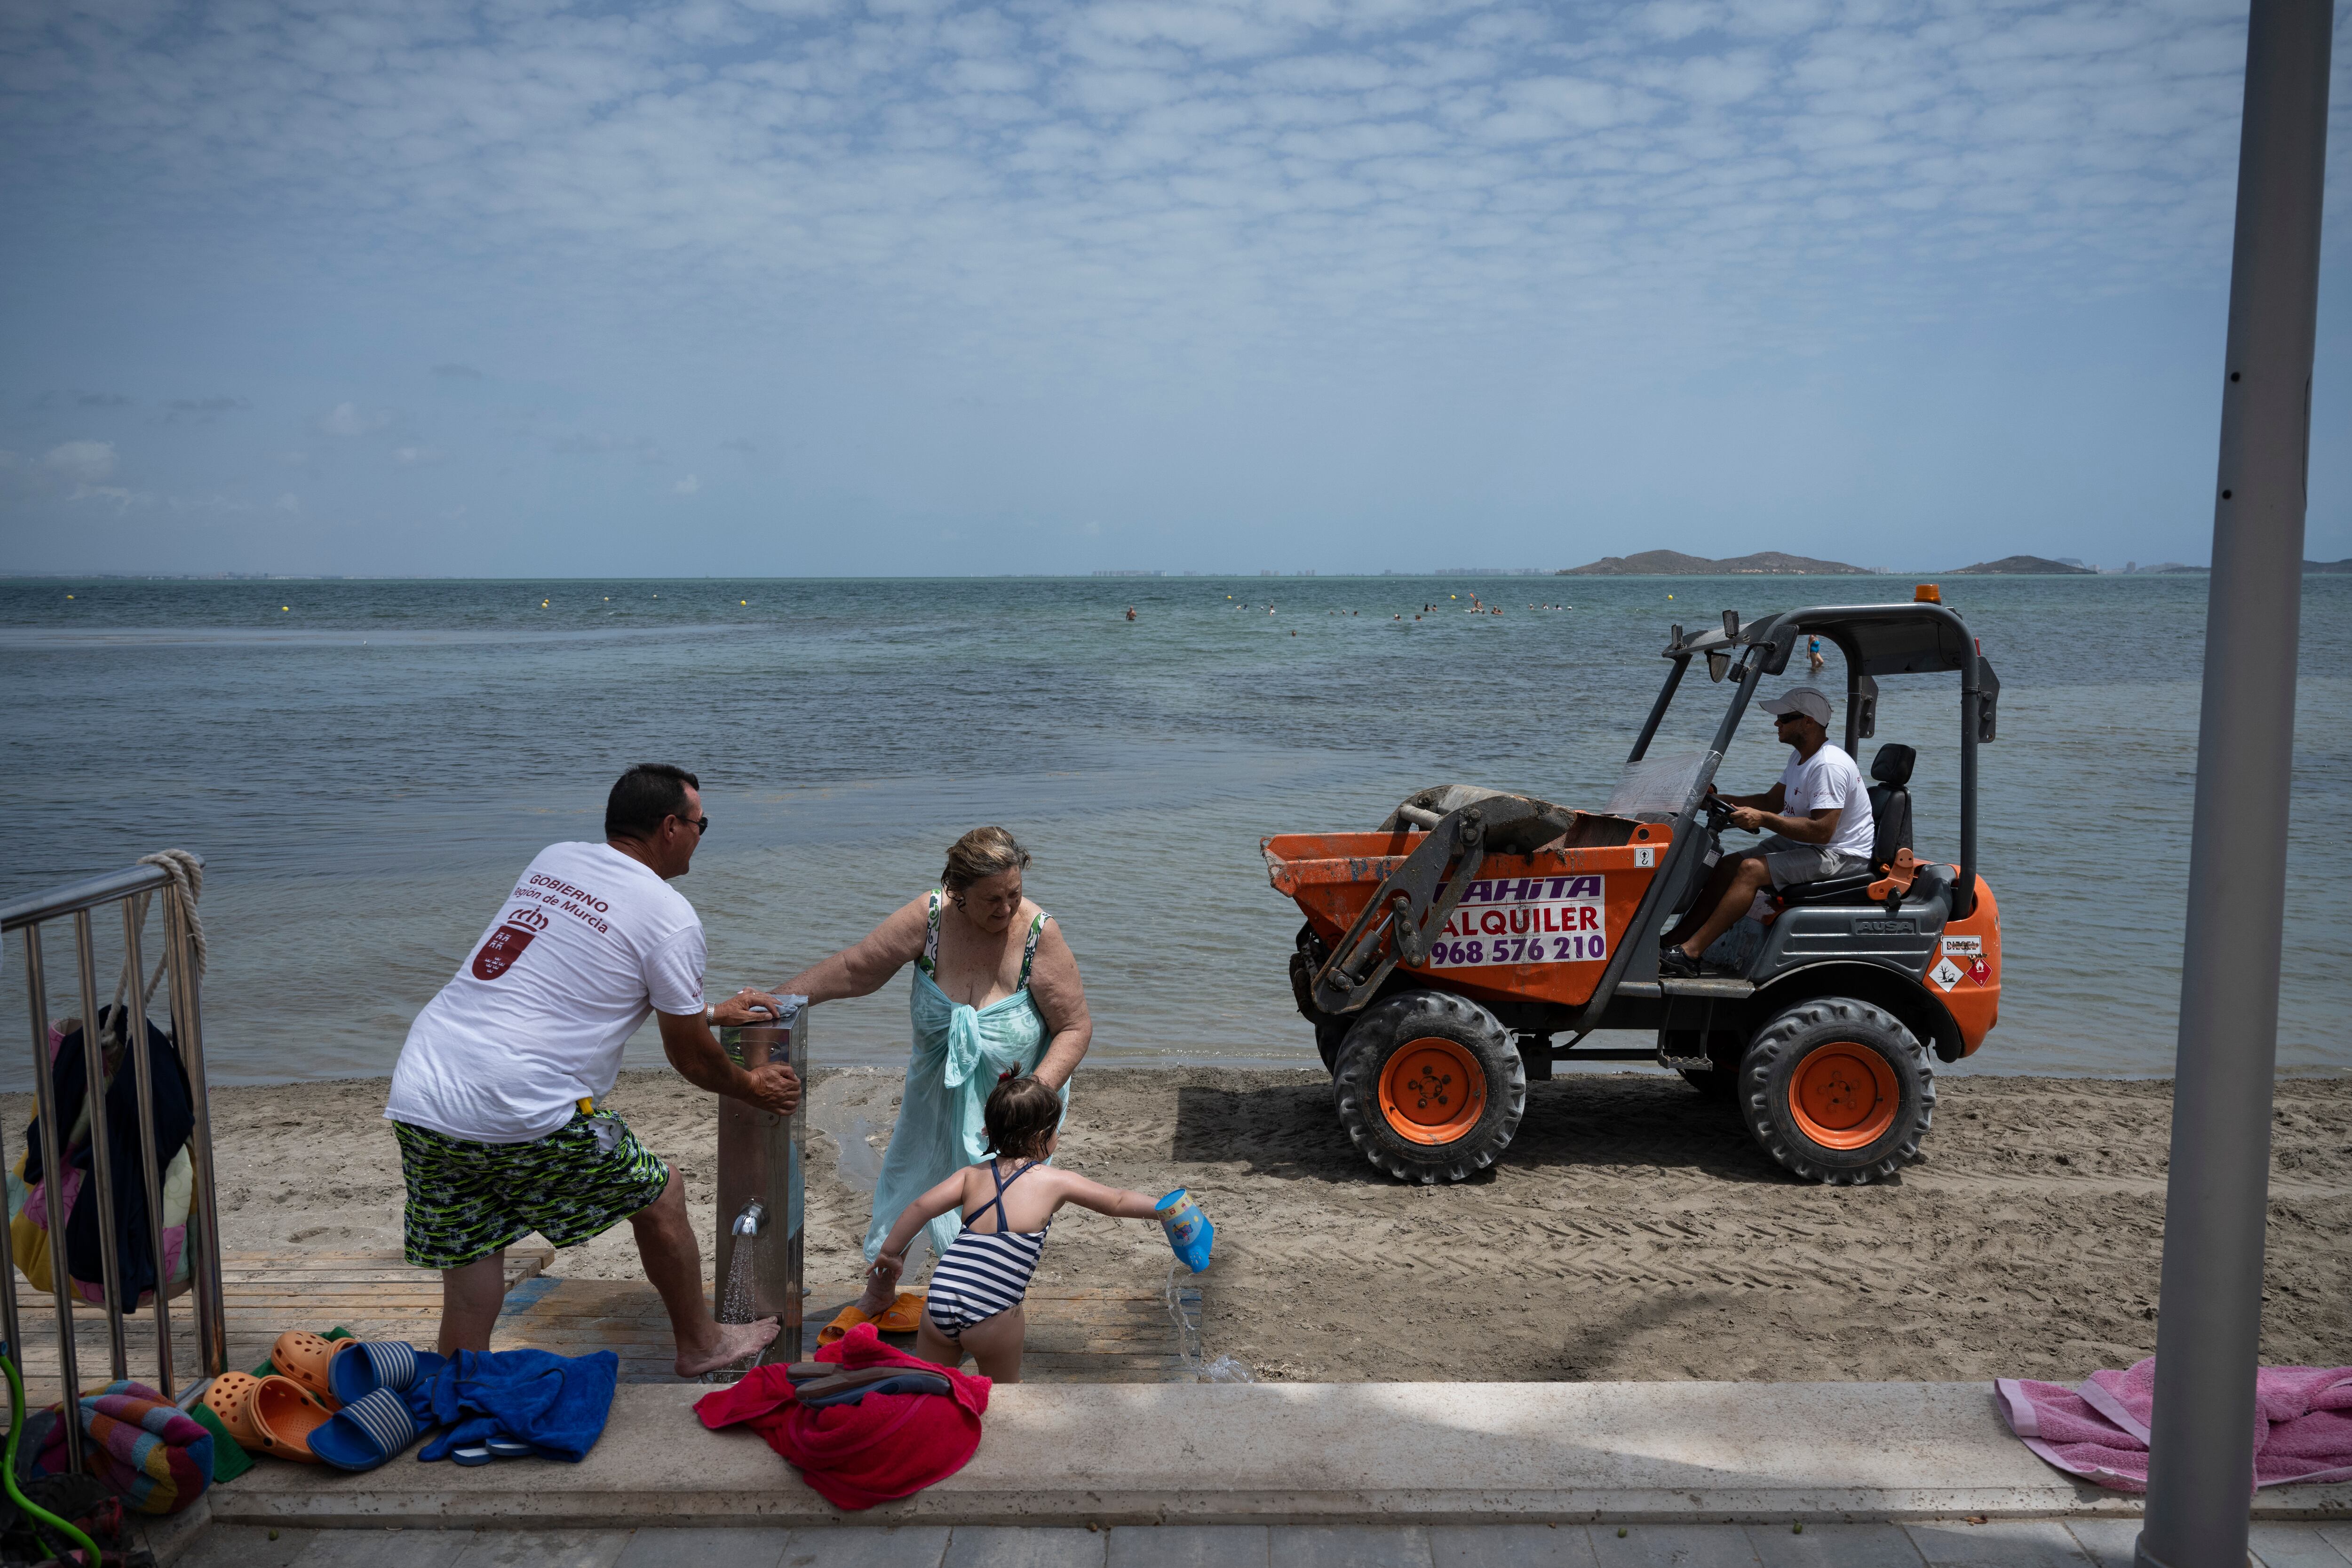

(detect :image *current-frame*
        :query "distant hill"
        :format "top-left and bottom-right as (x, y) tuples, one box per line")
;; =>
(1948, 556), (2096, 575)
(1559, 550), (1870, 576)
(2310, 558), (2352, 573)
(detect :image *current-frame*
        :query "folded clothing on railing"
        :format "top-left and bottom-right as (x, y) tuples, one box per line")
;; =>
(8, 1012), (195, 1311)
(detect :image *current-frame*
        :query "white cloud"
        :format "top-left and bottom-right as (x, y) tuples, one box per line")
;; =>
(43, 440), (116, 483)
(393, 445), (440, 466)
(318, 402), (393, 437)
(674, 473), (700, 494)
(0, 0), (2287, 374)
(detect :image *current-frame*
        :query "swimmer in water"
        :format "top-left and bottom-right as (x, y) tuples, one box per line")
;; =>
(1126, 607), (1136, 621)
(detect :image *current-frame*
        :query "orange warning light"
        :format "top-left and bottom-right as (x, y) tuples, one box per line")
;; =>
(1914, 584), (1942, 604)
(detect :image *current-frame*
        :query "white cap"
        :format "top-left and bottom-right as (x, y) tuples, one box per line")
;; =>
(1760, 686), (1833, 726)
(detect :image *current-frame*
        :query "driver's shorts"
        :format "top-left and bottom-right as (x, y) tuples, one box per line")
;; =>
(1751, 835), (1870, 889)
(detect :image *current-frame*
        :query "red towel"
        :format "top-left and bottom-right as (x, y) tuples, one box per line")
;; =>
(1998, 1358), (2352, 1492)
(693, 1324), (991, 1510)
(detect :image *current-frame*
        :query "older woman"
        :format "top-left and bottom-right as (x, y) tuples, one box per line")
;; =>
(776, 826), (1091, 1333)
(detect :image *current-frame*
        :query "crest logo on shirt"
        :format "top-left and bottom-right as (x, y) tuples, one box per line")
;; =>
(505, 906), (550, 931)
(472, 923), (540, 980)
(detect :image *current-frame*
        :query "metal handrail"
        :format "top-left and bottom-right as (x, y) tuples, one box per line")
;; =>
(1, 856), (226, 1473)
(0, 864), (182, 933)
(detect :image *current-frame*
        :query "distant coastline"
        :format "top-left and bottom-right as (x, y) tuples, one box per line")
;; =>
(1557, 551), (2352, 578)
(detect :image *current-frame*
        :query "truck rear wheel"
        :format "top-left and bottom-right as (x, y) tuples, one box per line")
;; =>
(1333, 990), (1526, 1184)
(1739, 998), (1934, 1185)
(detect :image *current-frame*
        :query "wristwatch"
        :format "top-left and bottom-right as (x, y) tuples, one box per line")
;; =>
(705, 1003), (717, 1024)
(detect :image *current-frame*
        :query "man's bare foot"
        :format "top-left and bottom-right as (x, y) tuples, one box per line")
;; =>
(851, 1276), (894, 1316)
(676, 1317), (779, 1378)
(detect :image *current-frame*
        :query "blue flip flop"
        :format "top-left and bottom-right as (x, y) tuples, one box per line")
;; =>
(328, 1340), (433, 1407)
(308, 1387), (422, 1473)
(484, 1436), (533, 1459)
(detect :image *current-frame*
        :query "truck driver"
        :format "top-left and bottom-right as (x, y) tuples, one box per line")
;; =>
(1658, 686), (1875, 977)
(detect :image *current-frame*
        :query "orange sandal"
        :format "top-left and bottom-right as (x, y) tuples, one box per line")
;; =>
(816, 1291), (927, 1345)
(247, 1375), (332, 1463)
(199, 1371), (266, 1449)
(270, 1331), (347, 1409)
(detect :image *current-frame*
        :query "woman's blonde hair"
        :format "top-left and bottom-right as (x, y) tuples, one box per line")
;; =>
(941, 826), (1032, 893)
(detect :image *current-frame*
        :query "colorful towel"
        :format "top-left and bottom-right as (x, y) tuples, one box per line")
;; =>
(1997, 1358), (2352, 1492)
(694, 1322), (990, 1510)
(33, 1379), (213, 1515)
(402, 1347), (617, 1463)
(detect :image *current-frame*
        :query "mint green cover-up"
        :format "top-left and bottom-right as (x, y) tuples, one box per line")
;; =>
(863, 893), (1066, 1264)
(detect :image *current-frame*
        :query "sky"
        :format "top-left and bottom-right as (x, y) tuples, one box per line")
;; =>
(1, 0), (2348, 578)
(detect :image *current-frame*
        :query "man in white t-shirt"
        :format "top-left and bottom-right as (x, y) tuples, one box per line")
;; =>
(1660, 685), (1876, 978)
(386, 763), (801, 1376)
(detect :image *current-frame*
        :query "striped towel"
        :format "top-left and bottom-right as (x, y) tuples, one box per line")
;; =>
(35, 1379), (213, 1516)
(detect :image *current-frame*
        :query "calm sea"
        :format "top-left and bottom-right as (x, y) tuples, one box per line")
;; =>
(2, 573), (2346, 1087)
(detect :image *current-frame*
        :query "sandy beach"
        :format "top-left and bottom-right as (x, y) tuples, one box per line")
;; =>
(25, 1066), (2344, 1386)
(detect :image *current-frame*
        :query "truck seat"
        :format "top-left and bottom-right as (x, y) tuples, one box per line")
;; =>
(1866, 744), (1915, 873)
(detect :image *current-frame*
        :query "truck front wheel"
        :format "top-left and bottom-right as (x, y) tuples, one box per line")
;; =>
(1739, 998), (1935, 1185)
(1333, 991), (1526, 1184)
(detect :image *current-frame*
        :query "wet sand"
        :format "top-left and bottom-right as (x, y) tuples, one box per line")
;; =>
(46, 1066), (2349, 1384)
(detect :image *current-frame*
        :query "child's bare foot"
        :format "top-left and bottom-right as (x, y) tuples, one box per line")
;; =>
(852, 1272), (897, 1316)
(676, 1317), (778, 1377)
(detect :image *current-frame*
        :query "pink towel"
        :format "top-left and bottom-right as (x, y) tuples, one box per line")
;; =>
(1996, 1358), (2352, 1492)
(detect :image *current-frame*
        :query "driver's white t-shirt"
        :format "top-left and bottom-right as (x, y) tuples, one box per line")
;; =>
(1779, 744), (1876, 864)
(386, 842), (706, 1144)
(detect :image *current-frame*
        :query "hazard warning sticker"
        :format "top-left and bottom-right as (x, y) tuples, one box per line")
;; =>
(1930, 957), (1964, 991)
(1424, 875), (1608, 968)
(1942, 935), (1983, 958)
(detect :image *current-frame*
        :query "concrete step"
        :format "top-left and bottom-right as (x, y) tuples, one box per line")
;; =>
(206, 1380), (2352, 1530)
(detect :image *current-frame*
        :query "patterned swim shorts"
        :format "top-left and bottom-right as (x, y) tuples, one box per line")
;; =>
(392, 1111), (671, 1271)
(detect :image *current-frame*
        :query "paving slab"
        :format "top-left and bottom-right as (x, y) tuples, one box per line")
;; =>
(1591, 1523), (1761, 1567)
(1104, 1524), (1270, 1568)
(1429, 1522), (1600, 1566)
(180, 1523), (319, 1568)
(287, 1527), (475, 1568)
(205, 1381), (2352, 1530)
(775, 1526), (953, 1566)
(2249, 1521), (2352, 1568)
(1269, 1524), (1434, 1568)
(1904, 1520), (2092, 1567)
(1745, 1521), (1925, 1567)
(612, 1528), (797, 1568)
(2053, 1521), (2138, 1568)
(944, 1526), (1110, 1568)
(449, 1529), (635, 1568)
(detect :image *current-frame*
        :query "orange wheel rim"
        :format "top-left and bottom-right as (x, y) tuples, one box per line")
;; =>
(1377, 1037), (1486, 1146)
(1788, 1042), (1900, 1150)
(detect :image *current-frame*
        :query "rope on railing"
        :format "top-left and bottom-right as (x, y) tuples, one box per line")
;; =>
(110, 849), (206, 1018)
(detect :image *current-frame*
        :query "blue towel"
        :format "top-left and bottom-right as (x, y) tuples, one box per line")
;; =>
(401, 1348), (618, 1463)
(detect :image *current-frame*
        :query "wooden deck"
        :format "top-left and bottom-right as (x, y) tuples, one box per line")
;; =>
(3, 1252), (1204, 1402)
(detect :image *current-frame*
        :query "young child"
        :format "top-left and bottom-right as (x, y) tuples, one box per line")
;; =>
(866, 1074), (1171, 1383)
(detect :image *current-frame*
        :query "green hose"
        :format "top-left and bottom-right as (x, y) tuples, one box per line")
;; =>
(1, 1344), (102, 1567)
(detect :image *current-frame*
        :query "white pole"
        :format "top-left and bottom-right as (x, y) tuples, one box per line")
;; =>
(2137, 3), (2332, 1565)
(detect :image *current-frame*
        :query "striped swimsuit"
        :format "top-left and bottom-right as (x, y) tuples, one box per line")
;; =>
(926, 1158), (1049, 1338)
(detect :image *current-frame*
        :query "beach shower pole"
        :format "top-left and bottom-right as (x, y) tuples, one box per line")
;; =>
(2136, 2), (2331, 1565)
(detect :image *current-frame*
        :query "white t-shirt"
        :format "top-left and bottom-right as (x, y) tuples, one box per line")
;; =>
(1779, 743), (1877, 864)
(386, 842), (707, 1143)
